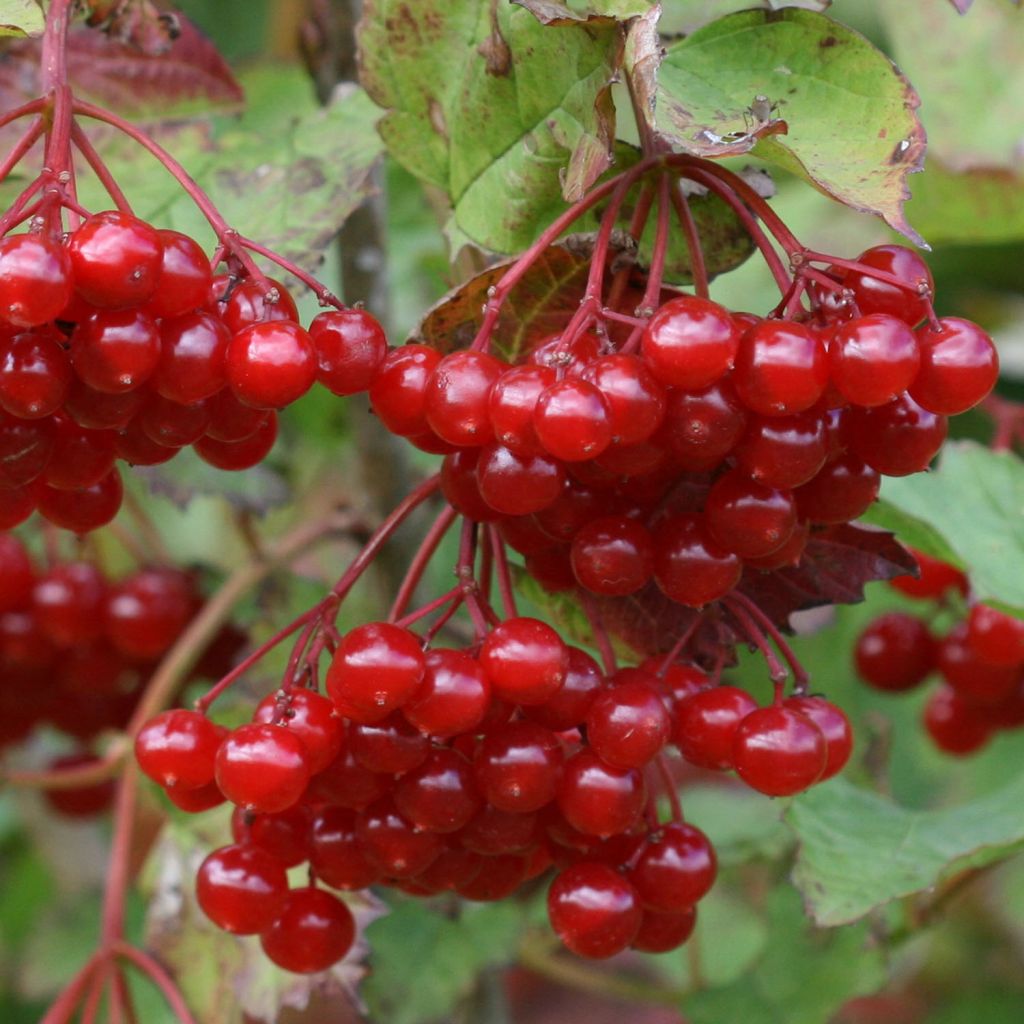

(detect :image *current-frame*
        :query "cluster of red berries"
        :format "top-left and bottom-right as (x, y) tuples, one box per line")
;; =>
(855, 550), (1024, 756)
(134, 607), (855, 969)
(0, 213), (386, 532)
(0, 531), (239, 816)
(334, 245), (999, 607)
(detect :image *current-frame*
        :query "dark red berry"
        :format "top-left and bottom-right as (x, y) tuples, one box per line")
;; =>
(104, 567), (194, 661)
(547, 862), (642, 959)
(474, 721), (564, 813)
(0, 233), (73, 326)
(556, 749), (646, 837)
(196, 843), (288, 934)
(627, 822), (716, 911)
(68, 212), (163, 308)
(215, 723), (311, 813)
(476, 442), (564, 516)
(732, 705), (827, 796)
(310, 308), (388, 395)
(854, 612), (935, 692)
(845, 245), (933, 326)
(641, 296), (740, 390)
(585, 673), (671, 769)
(135, 708), (222, 790)
(534, 378), (613, 462)
(72, 309), (161, 393)
(652, 514), (742, 607)
(733, 320), (829, 416)
(783, 696), (853, 781)
(0, 329), (71, 419)
(226, 321), (316, 409)
(570, 516), (654, 596)
(910, 317), (999, 415)
(827, 314), (920, 407)
(403, 648), (491, 738)
(704, 470), (797, 559)
(259, 887), (355, 974)
(394, 746), (481, 833)
(923, 684), (992, 756)
(369, 345), (441, 436)
(155, 312), (231, 404)
(149, 230), (213, 319)
(673, 685), (758, 770)
(479, 617), (568, 706)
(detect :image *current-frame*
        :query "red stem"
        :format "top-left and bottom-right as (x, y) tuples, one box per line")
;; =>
(656, 613), (703, 676)
(80, 960), (110, 1024)
(395, 586), (462, 629)
(604, 181), (655, 314)
(457, 518), (491, 638)
(489, 525), (519, 619)
(100, 764), (138, 943)
(0, 118), (44, 188)
(0, 176), (45, 236)
(656, 754), (684, 823)
(722, 595), (788, 685)
(578, 591), (618, 676)
(113, 942), (199, 1024)
(423, 591), (467, 643)
(0, 97), (46, 133)
(388, 505), (459, 622)
(72, 122), (132, 212)
(669, 179), (709, 300)
(622, 173), (672, 352)
(40, 955), (102, 1024)
(238, 236), (343, 308)
(726, 590), (810, 691)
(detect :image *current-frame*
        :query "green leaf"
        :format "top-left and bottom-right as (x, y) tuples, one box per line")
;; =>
(659, 1), (832, 35)
(649, 9), (926, 244)
(513, 0), (652, 24)
(362, 899), (526, 1024)
(681, 785), (792, 866)
(864, 442), (1024, 616)
(786, 774), (1024, 926)
(682, 887), (887, 1024)
(0, 0), (43, 37)
(358, 1), (623, 252)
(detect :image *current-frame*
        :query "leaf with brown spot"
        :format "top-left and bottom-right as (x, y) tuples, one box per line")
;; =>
(513, 0), (653, 25)
(646, 9), (928, 245)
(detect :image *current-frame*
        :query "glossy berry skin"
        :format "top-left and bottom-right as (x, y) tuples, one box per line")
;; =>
(72, 309), (161, 393)
(476, 443), (564, 516)
(139, 395), (210, 448)
(0, 484), (34, 529)
(460, 805), (540, 856)
(966, 604), (1024, 667)
(534, 379), (613, 462)
(489, 364), (556, 455)
(0, 534), (34, 613)
(732, 705), (827, 796)
(226, 321), (316, 409)
(474, 721), (564, 812)
(195, 843), (288, 934)
(479, 617), (568, 705)
(556, 749), (646, 837)
(937, 622), (1020, 705)
(523, 646), (604, 731)
(663, 381), (747, 471)
(349, 712), (429, 774)
(36, 468), (124, 532)
(627, 822), (717, 911)
(910, 317), (999, 415)
(260, 887), (355, 974)
(0, 410), (55, 487)
(356, 798), (443, 877)
(44, 417), (115, 490)
(570, 516), (654, 596)
(641, 296), (740, 390)
(854, 612), (935, 692)
(923, 684), (992, 756)
(219, 276), (299, 332)
(0, 233), (73, 326)
(369, 345), (441, 436)
(439, 448), (500, 521)
(890, 549), (968, 600)
(704, 470), (797, 559)
(394, 747), (481, 833)
(733, 410), (828, 490)
(733, 320), (829, 416)
(306, 747), (388, 810)
(204, 388), (270, 442)
(586, 675), (671, 769)
(794, 455), (880, 524)
(104, 568), (194, 661)
(310, 308), (388, 395)
(827, 314), (920, 407)
(326, 622), (425, 724)
(845, 244), (933, 326)
(582, 354), (666, 446)
(674, 686), (758, 770)
(155, 312), (231, 404)
(529, 330), (601, 371)
(163, 779), (225, 813)
(310, 807), (382, 890)
(254, 688), (344, 773)
(783, 696), (853, 781)
(68, 211), (163, 309)
(847, 394), (947, 477)
(403, 648), (491, 738)
(652, 514), (742, 608)
(424, 349), (504, 446)
(149, 230), (212, 319)
(231, 805), (311, 868)
(64, 378), (145, 430)
(632, 907), (697, 953)
(135, 709), (223, 790)
(32, 561), (106, 647)
(547, 862), (642, 959)
(215, 723), (311, 813)
(195, 412), (278, 470)
(0, 330), (72, 419)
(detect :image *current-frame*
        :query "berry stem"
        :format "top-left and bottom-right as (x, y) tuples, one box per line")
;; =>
(727, 590), (810, 692)
(113, 941), (199, 1024)
(394, 585), (462, 630)
(99, 764), (137, 945)
(388, 505), (459, 623)
(722, 594), (788, 685)
(668, 178), (709, 300)
(489, 525), (519, 619)
(604, 180), (655, 314)
(621, 173), (672, 352)
(578, 591), (618, 676)
(655, 754), (684, 823)
(457, 518), (492, 639)
(655, 612), (703, 676)
(0, 118), (44, 187)
(801, 250), (937, 317)
(0, 176), (45, 236)
(423, 589), (467, 643)
(0, 96), (46, 133)
(39, 954), (102, 1024)
(238, 235), (343, 309)
(79, 962), (109, 1024)
(71, 122), (132, 213)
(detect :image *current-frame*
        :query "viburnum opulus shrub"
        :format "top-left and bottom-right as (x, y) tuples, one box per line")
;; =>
(3, 1), (1024, 1021)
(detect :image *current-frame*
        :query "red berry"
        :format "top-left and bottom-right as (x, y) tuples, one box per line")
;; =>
(663, 380), (747, 471)
(0, 410), (55, 486)
(135, 708), (222, 790)
(326, 622), (425, 724)
(164, 779), (225, 813)
(36, 467), (123, 532)
(0, 534), (34, 613)
(349, 713), (429, 775)
(195, 412), (278, 471)
(827, 314), (920, 407)
(632, 907), (697, 953)
(219, 275), (299, 332)
(522, 645), (604, 731)
(254, 687), (345, 773)
(732, 705), (827, 796)
(42, 753), (116, 817)
(68, 212), (163, 308)
(570, 516), (654, 596)
(733, 321), (829, 416)
(733, 409), (828, 489)
(260, 887), (355, 974)
(847, 394), (947, 477)
(966, 604), (1024, 667)
(356, 797), (443, 877)
(149, 230), (213, 319)
(43, 416), (116, 490)
(104, 567), (194, 661)
(854, 612), (935, 692)
(627, 822), (717, 911)
(937, 622), (1020, 705)
(424, 349), (504, 446)
(673, 685), (758, 770)
(369, 345), (441, 436)
(582, 354), (666, 446)
(890, 549), (968, 600)
(204, 387), (270, 442)
(196, 843), (288, 934)
(923, 684), (992, 756)
(475, 442), (564, 516)
(306, 747), (389, 810)
(556, 749), (646, 837)
(534, 378), (613, 462)
(72, 309), (161, 393)
(783, 695), (853, 781)
(310, 807), (382, 890)
(215, 723), (311, 813)
(652, 514), (742, 607)
(403, 648), (491, 738)
(0, 233), (73, 326)
(794, 455), (880, 524)
(310, 308), (388, 395)
(585, 672), (671, 769)
(479, 616), (568, 705)
(488, 364), (555, 455)
(703, 470), (797, 559)
(910, 317), (999, 415)
(394, 747), (481, 833)
(226, 321), (316, 409)
(231, 805), (312, 867)
(547, 862), (642, 959)
(845, 245), (933, 326)
(155, 312), (231, 404)
(474, 721), (564, 813)
(64, 378), (145, 430)
(0, 329), (71, 419)
(32, 561), (106, 647)
(641, 296), (740, 390)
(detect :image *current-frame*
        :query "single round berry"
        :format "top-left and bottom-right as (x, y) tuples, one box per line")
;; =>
(910, 317), (999, 415)
(585, 674), (671, 769)
(134, 708), (223, 790)
(732, 705), (827, 796)
(310, 807), (382, 890)
(489, 364), (556, 455)
(260, 887), (355, 974)
(32, 561), (106, 647)
(474, 721), (564, 813)
(355, 797), (443, 877)
(326, 622), (425, 724)
(195, 412), (278, 470)
(204, 388), (270, 442)
(854, 612), (935, 692)
(349, 713), (429, 775)
(966, 604), (1024, 668)
(923, 684), (993, 756)
(847, 394), (947, 477)
(369, 345), (441, 436)
(641, 296), (740, 390)
(827, 314), (920, 407)
(844, 244), (933, 326)
(547, 862), (642, 959)
(149, 230), (213, 319)
(0, 534), (34, 613)
(36, 468), (123, 532)
(310, 308), (388, 395)
(627, 822), (717, 911)
(534, 378), (613, 462)
(556, 749), (646, 837)
(582, 354), (666, 446)
(890, 549), (968, 600)
(522, 646), (604, 731)
(0, 409), (55, 487)
(231, 805), (312, 867)
(306, 748), (389, 810)
(68, 211), (163, 308)
(0, 233), (73, 326)
(479, 617), (568, 706)
(72, 309), (161, 393)
(64, 378), (145, 430)
(937, 622), (1020, 705)
(794, 455), (880, 524)
(195, 843), (288, 934)
(424, 349), (504, 446)
(703, 470), (797, 559)
(402, 648), (491, 738)
(253, 687), (345, 773)
(0, 329), (71, 419)
(663, 380), (747, 471)
(783, 695), (853, 781)
(733, 410), (828, 489)
(394, 747), (482, 833)
(632, 907), (697, 953)
(164, 779), (225, 813)
(155, 312), (232, 404)
(44, 417), (116, 491)
(476, 443), (564, 516)
(570, 516), (654, 596)
(733, 320), (829, 416)
(226, 321), (316, 409)
(673, 685), (758, 770)
(215, 723), (311, 813)
(652, 514), (742, 607)
(104, 567), (194, 661)
(139, 394), (211, 448)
